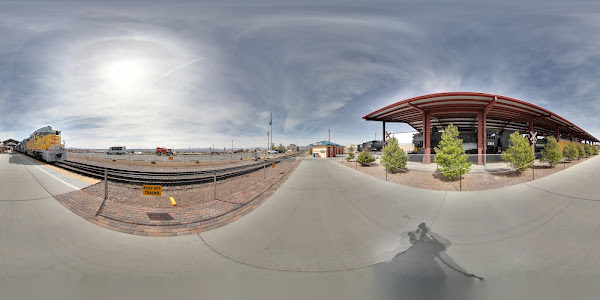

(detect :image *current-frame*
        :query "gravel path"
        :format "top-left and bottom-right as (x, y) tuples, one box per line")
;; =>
(83, 159), (298, 207)
(338, 156), (595, 191)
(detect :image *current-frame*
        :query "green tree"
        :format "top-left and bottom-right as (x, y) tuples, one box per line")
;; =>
(584, 144), (594, 156)
(346, 146), (355, 162)
(562, 142), (578, 160)
(502, 131), (535, 173)
(309, 148), (313, 155)
(593, 145), (599, 155)
(540, 137), (562, 166)
(576, 143), (585, 158)
(357, 151), (375, 166)
(381, 137), (408, 172)
(434, 124), (471, 179)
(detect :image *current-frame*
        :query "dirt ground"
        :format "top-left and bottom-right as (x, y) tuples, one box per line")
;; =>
(338, 156), (595, 191)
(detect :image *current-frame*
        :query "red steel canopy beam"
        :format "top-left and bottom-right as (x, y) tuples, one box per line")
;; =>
(477, 110), (483, 165)
(423, 111), (431, 164)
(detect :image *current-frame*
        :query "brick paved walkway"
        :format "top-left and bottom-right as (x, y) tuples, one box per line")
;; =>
(55, 160), (301, 236)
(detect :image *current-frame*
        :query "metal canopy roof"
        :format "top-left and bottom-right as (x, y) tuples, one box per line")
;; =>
(309, 141), (343, 147)
(363, 92), (598, 142)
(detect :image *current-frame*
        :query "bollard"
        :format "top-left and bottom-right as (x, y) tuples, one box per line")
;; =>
(213, 171), (217, 200)
(104, 169), (108, 200)
(532, 162), (535, 180)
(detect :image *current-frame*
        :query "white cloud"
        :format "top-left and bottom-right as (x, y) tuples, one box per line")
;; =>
(2, 0), (600, 147)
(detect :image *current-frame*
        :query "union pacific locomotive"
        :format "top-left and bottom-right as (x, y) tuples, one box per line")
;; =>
(19, 126), (67, 163)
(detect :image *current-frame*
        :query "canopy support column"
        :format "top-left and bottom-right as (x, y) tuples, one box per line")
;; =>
(477, 110), (483, 165)
(382, 121), (386, 150)
(423, 111), (431, 164)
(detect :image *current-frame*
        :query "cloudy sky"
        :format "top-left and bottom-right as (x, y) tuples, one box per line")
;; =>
(1, 0), (600, 149)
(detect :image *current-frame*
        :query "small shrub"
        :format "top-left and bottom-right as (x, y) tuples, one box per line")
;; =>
(346, 146), (355, 162)
(562, 142), (578, 161)
(584, 144), (594, 156)
(593, 146), (599, 155)
(309, 148), (313, 155)
(381, 137), (408, 172)
(502, 131), (534, 173)
(357, 151), (375, 166)
(540, 137), (562, 166)
(576, 143), (585, 158)
(434, 124), (471, 179)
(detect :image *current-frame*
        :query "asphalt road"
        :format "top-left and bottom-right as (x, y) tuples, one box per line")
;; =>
(2, 153), (600, 300)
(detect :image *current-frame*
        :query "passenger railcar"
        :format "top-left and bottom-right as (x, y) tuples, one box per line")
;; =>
(21, 126), (67, 163)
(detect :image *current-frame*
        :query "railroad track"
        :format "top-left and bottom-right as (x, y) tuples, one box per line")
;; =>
(54, 154), (298, 185)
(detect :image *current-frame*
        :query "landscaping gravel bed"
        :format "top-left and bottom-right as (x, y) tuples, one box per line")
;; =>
(83, 159), (298, 207)
(338, 156), (594, 191)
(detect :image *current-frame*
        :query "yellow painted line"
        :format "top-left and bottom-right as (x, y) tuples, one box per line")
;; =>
(170, 197), (177, 207)
(46, 163), (101, 185)
(20, 154), (100, 185)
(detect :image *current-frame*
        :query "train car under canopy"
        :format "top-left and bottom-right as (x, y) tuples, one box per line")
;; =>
(363, 92), (599, 164)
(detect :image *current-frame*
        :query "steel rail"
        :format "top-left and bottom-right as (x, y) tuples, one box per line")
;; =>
(54, 154), (298, 185)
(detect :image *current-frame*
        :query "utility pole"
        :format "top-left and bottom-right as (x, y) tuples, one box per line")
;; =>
(270, 108), (273, 150)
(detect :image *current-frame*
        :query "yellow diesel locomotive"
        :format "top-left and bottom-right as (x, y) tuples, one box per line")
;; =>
(20, 126), (67, 162)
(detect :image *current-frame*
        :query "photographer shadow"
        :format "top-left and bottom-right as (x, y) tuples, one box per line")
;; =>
(375, 223), (483, 300)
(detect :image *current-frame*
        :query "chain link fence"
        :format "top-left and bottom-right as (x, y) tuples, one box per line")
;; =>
(334, 152), (597, 191)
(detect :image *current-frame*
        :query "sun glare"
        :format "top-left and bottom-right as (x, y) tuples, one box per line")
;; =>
(103, 60), (148, 93)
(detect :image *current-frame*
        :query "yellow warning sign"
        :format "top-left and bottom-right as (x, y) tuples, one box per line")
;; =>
(168, 156), (174, 160)
(143, 185), (162, 196)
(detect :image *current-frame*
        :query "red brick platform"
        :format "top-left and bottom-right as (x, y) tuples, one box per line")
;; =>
(55, 160), (301, 236)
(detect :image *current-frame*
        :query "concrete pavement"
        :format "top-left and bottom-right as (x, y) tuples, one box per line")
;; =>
(2, 153), (600, 299)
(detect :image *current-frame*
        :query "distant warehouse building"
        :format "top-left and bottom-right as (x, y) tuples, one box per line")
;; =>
(310, 141), (343, 158)
(286, 144), (299, 152)
(364, 92), (599, 164)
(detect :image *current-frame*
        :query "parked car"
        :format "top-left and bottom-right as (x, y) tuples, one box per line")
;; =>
(267, 150), (278, 154)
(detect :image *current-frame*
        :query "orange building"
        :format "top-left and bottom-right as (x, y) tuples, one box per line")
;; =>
(310, 141), (343, 158)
